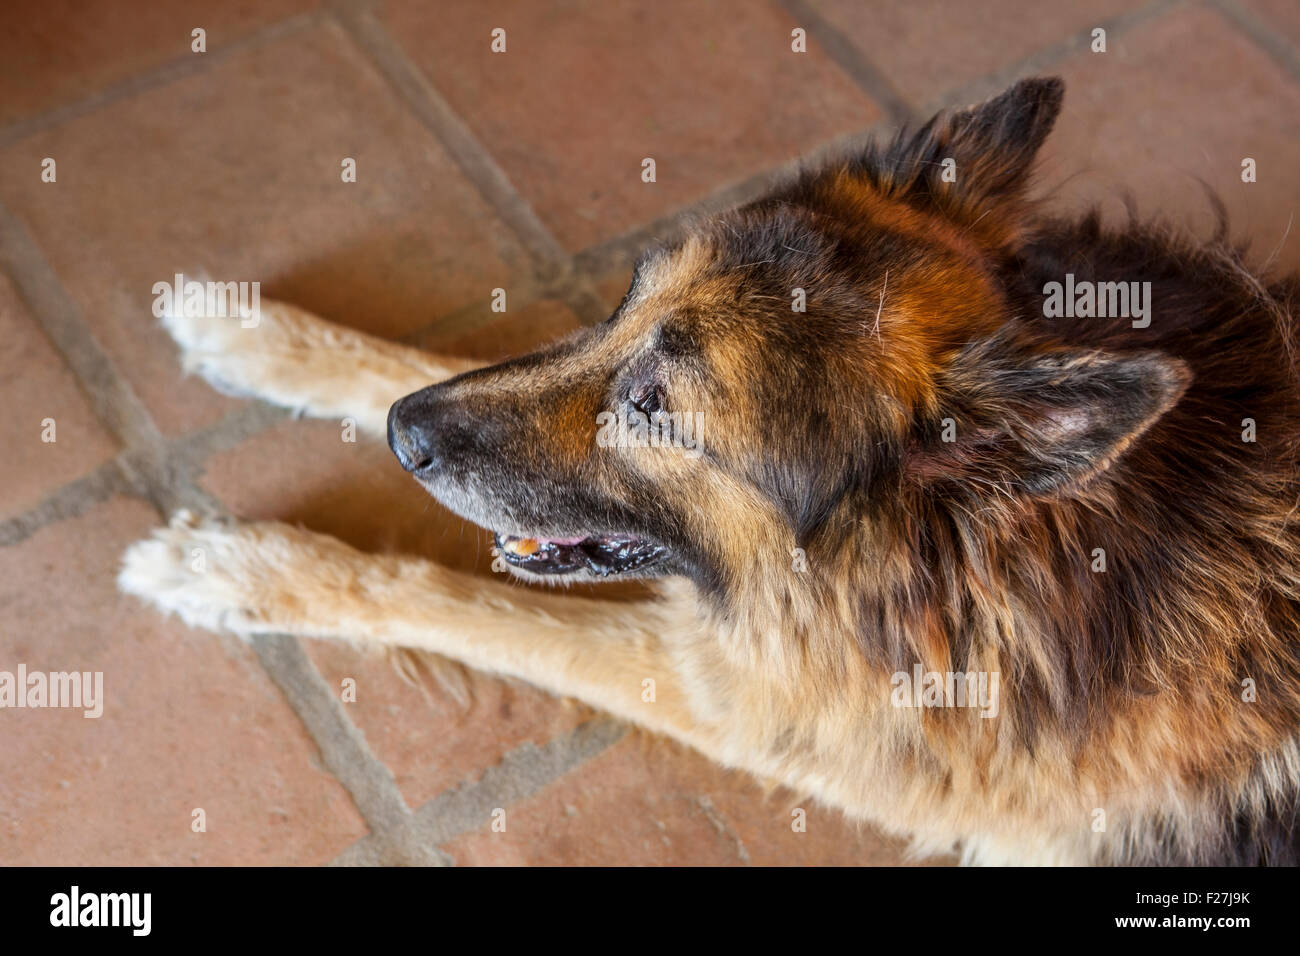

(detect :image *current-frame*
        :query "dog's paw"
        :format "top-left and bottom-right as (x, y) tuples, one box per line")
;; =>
(160, 296), (329, 401)
(117, 510), (281, 638)
(159, 302), (267, 399)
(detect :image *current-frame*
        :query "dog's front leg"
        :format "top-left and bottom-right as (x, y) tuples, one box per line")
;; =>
(162, 298), (483, 437)
(119, 511), (715, 748)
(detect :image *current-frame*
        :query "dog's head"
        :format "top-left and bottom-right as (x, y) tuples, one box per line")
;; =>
(388, 77), (1188, 595)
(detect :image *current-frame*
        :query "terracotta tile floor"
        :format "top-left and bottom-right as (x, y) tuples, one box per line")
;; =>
(2, 0), (1297, 866)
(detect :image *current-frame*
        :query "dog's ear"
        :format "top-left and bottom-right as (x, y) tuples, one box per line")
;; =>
(906, 335), (1190, 498)
(871, 76), (1064, 246)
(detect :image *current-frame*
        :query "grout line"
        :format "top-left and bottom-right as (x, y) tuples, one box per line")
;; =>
(0, 207), (231, 518)
(1210, 0), (1300, 84)
(168, 401), (290, 463)
(771, 0), (915, 122)
(247, 633), (449, 864)
(401, 272), (551, 345)
(324, 1), (566, 271)
(324, 0), (611, 326)
(0, 404), (287, 548)
(550, 272), (619, 328)
(574, 0), (1182, 284)
(328, 717), (627, 866)
(573, 123), (892, 278)
(0, 459), (131, 547)
(696, 794), (753, 865)
(0, 205), (161, 452)
(0, 12), (326, 151)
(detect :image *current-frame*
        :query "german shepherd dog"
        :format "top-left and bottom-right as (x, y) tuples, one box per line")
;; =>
(120, 77), (1300, 865)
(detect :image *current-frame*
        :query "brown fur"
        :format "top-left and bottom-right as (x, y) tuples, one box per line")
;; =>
(122, 78), (1300, 865)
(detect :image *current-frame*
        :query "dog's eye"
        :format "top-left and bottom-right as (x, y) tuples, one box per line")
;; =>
(628, 380), (663, 416)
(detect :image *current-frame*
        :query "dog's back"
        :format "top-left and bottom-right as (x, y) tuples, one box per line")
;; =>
(683, 92), (1300, 866)
(1011, 215), (1300, 864)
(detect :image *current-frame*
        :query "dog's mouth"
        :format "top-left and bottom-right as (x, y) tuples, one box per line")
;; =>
(494, 532), (668, 577)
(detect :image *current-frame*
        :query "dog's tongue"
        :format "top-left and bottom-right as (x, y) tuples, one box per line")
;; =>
(501, 534), (587, 555)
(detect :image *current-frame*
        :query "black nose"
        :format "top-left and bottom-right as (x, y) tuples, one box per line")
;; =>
(387, 394), (438, 473)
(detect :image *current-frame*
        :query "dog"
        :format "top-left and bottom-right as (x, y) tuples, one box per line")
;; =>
(120, 76), (1300, 865)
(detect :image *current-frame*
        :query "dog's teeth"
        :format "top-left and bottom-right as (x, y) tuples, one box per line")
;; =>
(504, 537), (540, 556)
